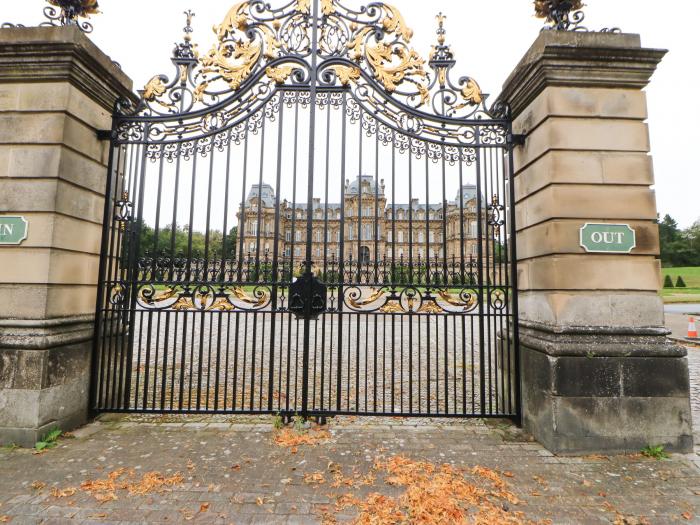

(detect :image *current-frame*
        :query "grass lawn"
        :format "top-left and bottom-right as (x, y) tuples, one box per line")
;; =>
(661, 267), (700, 303)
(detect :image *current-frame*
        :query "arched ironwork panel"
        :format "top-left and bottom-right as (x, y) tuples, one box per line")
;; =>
(92, 0), (521, 420)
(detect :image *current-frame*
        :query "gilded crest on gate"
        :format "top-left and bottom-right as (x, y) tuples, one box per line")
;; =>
(133, 0), (492, 122)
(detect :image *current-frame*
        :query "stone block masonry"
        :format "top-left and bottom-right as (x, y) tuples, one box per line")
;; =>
(0, 26), (135, 446)
(500, 30), (692, 454)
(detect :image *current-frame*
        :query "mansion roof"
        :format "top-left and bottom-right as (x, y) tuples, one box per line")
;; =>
(245, 176), (481, 212)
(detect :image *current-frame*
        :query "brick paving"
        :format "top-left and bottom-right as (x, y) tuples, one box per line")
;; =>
(1, 413), (699, 524)
(3, 317), (700, 524)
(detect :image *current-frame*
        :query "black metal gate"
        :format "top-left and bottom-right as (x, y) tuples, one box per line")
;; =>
(92, 0), (520, 420)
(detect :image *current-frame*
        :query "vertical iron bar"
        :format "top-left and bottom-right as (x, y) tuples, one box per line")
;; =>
(269, 93), (286, 411)
(301, 0), (320, 417)
(507, 128), (522, 424)
(90, 133), (117, 413)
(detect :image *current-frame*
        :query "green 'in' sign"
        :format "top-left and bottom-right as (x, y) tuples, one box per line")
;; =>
(0, 216), (28, 245)
(580, 223), (636, 254)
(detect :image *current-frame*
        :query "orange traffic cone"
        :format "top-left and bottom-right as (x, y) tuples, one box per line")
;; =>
(689, 317), (699, 340)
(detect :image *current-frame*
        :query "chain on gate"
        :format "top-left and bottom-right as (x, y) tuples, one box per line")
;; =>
(91, 0), (521, 421)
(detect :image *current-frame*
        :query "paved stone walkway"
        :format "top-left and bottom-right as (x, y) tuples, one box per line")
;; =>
(1, 414), (699, 524)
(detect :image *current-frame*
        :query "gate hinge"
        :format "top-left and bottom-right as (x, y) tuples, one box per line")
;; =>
(507, 133), (526, 147)
(96, 130), (113, 141)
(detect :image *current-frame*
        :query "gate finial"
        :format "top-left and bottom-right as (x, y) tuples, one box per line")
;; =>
(428, 12), (483, 106)
(174, 9), (198, 60)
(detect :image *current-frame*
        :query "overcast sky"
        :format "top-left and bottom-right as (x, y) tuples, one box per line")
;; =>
(9, 0), (700, 227)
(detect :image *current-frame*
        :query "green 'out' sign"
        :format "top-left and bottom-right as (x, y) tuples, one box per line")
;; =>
(580, 223), (636, 254)
(0, 216), (28, 245)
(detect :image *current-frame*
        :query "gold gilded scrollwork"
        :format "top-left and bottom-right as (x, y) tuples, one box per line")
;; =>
(168, 294), (237, 311)
(380, 302), (404, 313)
(195, 1), (283, 101)
(365, 43), (426, 93)
(297, 0), (311, 14)
(200, 39), (261, 93)
(458, 79), (483, 107)
(418, 302), (442, 314)
(344, 3), (431, 105)
(331, 65), (361, 86)
(381, 4), (413, 41)
(437, 289), (476, 311)
(208, 298), (236, 311)
(231, 287), (266, 307)
(139, 287), (178, 305)
(348, 288), (385, 309)
(142, 76), (167, 102)
(173, 297), (195, 311)
(266, 65), (294, 84)
(321, 0), (335, 16)
(215, 2), (249, 37)
(139, 0), (486, 120)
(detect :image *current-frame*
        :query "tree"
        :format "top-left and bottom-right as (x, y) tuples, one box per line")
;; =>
(676, 276), (687, 288)
(657, 215), (700, 267)
(663, 275), (674, 288)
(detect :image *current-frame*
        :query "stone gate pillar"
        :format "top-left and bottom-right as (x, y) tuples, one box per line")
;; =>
(501, 31), (692, 454)
(0, 27), (134, 446)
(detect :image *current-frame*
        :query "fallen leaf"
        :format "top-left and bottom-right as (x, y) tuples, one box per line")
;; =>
(0, 516), (9, 523)
(50, 487), (76, 498)
(30, 481), (46, 491)
(179, 509), (195, 521)
(682, 512), (693, 521)
(88, 513), (107, 519)
(199, 503), (210, 513)
(303, 472), (326, 485)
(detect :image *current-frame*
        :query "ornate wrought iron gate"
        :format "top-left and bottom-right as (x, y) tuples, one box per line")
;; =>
(92, 0), (521, 420)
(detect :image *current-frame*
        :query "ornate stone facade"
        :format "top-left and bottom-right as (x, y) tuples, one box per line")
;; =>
(238, 175), (482, 266)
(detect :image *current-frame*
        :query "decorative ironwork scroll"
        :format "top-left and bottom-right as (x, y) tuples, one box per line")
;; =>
(131, 1), (498, 122)
(2, 0), (100, 33)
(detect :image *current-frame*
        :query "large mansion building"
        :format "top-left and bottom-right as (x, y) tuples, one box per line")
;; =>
(238, 175), (482, 265)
